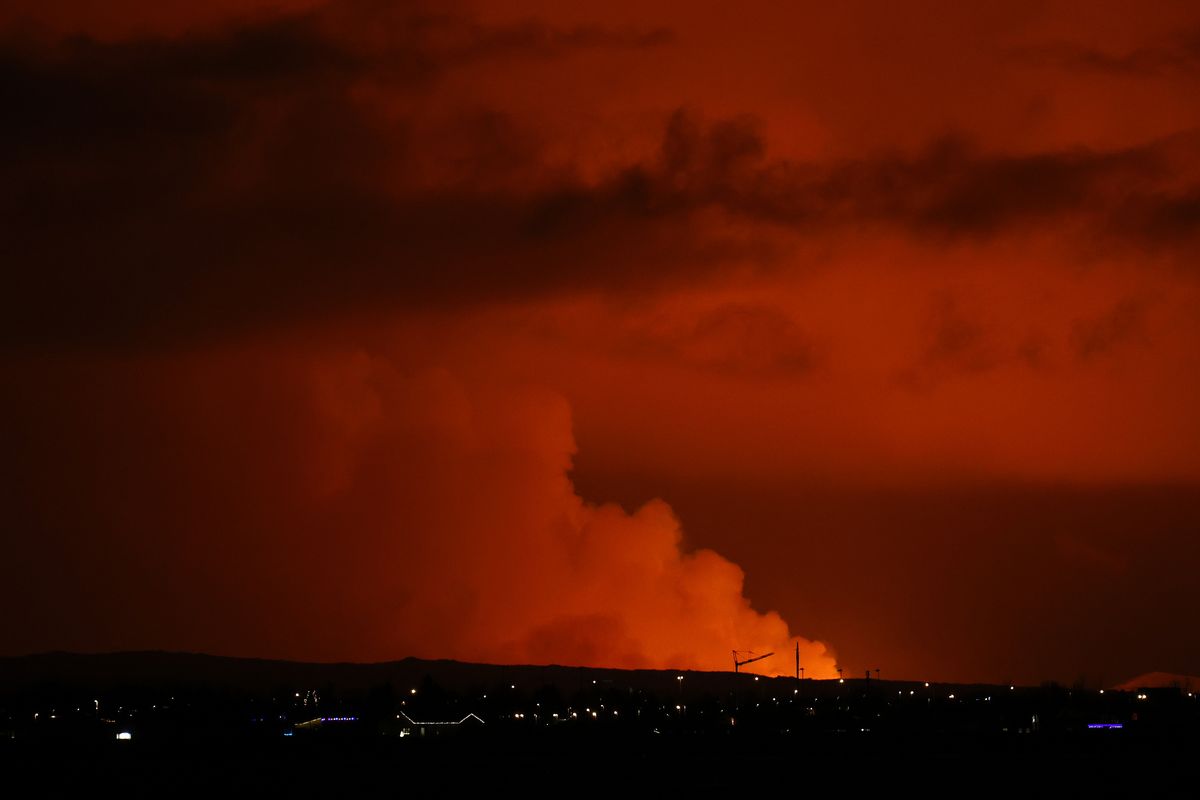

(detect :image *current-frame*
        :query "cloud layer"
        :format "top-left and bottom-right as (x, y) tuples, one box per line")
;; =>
(4, 2), (1199, 350)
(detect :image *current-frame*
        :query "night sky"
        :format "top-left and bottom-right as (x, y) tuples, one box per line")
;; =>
(4, 0), (1200, 686)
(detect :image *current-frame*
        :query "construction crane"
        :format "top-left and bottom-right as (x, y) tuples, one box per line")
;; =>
(732, 650), (774, 673)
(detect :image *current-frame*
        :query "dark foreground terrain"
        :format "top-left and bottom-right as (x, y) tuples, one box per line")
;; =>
(4, 732), (1195, 796)
(2, 652), (1196, 795)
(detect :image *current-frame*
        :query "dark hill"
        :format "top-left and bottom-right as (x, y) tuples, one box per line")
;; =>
(0, 650), (973, 698)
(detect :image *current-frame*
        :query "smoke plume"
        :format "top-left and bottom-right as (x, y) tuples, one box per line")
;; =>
(1, 343), (835, 676)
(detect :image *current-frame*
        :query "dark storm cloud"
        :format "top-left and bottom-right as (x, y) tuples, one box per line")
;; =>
(892, 293), (1006, 390)
(0, 3), (686, 350)
(640, 111), (1200, 242)
(3, 3), (1199, 351)
(1072, 298), (1149, 360)
(1011, 30), (1200, 77)
(414, 14), (674, 60)
(895, 291), (1155, 388)
(919, 295), (1000, 372)
(609, 303), (820, 380)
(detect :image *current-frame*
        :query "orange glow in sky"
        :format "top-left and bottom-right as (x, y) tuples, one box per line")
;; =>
(3, 0), (1200, 684)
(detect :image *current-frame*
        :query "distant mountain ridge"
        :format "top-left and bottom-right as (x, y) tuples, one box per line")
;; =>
(1112, 672), (1199, 691)
(0, 650), (785, 696)
(0, 650), (997, 696)
(5, 651), (1185, 695)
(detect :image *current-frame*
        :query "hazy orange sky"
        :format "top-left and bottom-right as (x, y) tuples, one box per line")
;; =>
(3, 0), (1199, 684)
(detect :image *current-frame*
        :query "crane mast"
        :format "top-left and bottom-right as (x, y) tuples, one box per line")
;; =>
(732, 650), (774, 673)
